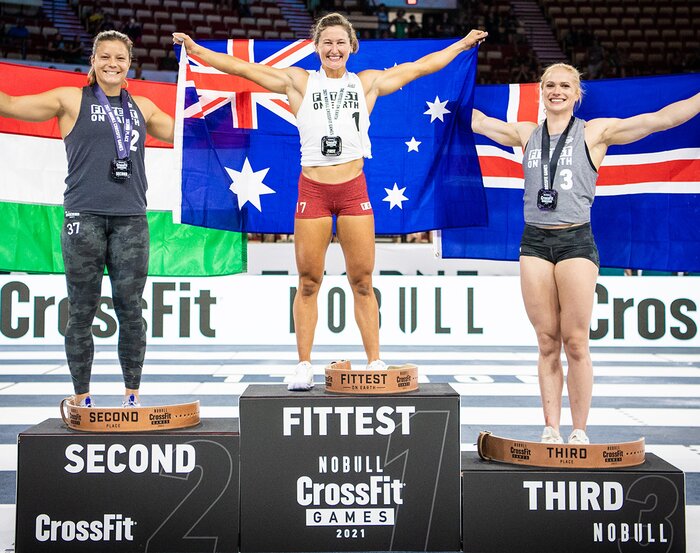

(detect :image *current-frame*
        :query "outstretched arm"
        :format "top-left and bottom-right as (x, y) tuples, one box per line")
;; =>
(471, 109), (536, 148)
(360, 29), (488, 103)
(172, 33), (307, 101)
(0, 87), (78, 123)
(596, 91), (700, 146)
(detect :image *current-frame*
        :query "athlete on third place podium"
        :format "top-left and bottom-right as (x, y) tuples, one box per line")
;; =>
(472, 63), (700, 445)
(174, 14), (487, 391)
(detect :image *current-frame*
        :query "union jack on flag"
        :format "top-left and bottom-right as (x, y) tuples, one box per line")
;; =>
(439, 74), (700, 272)
(174, 38), (486, 234)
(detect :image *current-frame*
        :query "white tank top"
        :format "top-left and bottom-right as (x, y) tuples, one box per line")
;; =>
(297, 69), (372, 167)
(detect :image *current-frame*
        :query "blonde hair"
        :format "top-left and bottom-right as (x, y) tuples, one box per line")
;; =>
(540, 63), (584, 107)
(87, 30), (133, 87)
(311, 12), (359, 54)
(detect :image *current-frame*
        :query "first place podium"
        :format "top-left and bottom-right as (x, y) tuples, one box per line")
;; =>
(15, 418), (240, 553)
(239, 383), (461, 552)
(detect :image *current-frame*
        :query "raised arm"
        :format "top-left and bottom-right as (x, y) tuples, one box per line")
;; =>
(172, 33), (308, 105)
(595, 91), (700, 146)
(471, 109), (536, 148)
(0, 86), (79, 123)
(359, 29), (488, 104)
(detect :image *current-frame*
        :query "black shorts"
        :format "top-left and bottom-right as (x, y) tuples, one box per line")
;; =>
(520, 223), (600, 267)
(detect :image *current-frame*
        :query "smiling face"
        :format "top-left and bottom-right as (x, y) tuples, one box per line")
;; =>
(540, 66), (582, 115)
(315, 25), (353, 77)
(91, 40), (131, 93)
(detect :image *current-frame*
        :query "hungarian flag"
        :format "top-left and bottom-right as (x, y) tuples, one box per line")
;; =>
(0, 61), (246, 276)
(438, 73), (700, 272)
(174, 38), (487, 234)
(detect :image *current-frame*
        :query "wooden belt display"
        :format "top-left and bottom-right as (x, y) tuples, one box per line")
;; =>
(477, 431), (646, 469)
(324, 360), (419, 394)
(60, 396), (201, 432)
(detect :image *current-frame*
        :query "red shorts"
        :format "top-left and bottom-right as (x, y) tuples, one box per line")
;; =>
(295, 172), (374, 219)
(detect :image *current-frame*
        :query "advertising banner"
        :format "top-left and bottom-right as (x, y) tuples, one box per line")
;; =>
(0, 275), (697, 347)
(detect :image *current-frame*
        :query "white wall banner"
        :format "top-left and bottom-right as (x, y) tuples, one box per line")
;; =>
(247, 243), (520, 276)
(0, 275), (697, 347)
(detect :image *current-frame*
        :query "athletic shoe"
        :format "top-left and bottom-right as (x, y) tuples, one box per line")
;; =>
(568, 429), (590, 445)
(121, 394), (141, 408)
(541, 426), (564, 444)
(366, 359), (387, 371)
(287, 361), (314, 391)
(78, 396), (94, 408)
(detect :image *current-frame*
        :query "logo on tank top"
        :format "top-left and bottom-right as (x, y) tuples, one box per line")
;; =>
(311, 91), (360, 111)
(527, 137), (574, 169)
(90, 103), (140, 127)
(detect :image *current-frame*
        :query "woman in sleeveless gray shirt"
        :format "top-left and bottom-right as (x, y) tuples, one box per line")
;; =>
(472, 63), (700, 445)
(0, 31), (174, 409)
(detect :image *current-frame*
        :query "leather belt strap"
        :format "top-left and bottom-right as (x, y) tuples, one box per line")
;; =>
(477, 431), (645, 469)
(60, 397), (200, 432)
(325, 361), (419, 394)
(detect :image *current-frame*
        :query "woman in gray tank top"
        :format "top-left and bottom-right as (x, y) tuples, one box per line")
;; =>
(0, 31), (174, 409)
(472, 63), (700, 445)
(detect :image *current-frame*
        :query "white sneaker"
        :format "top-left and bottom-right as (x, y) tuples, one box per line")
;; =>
(287, 361), (314, 391)
(568, 429), (590, 444)
(541, 426), (564, 444)
(78, 396), (94, 408)
(366, 359), (387, 371)
(121, 393), (141, 408)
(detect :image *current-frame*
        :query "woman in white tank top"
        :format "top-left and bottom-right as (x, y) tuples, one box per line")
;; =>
(471, 63), (700, 445)
(175, 15), (487, 391)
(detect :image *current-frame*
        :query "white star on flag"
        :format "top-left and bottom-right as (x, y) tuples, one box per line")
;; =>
(225, 157), (275, 212)
(383, 183), (409, 210)
(405, 137), (421, 152)
(424, 96), (450, 122)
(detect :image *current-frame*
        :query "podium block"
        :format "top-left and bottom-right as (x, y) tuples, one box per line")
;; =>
(239, 384), (461, 552)
(15, 418), (239, 553)
(462, 451), (686, 553)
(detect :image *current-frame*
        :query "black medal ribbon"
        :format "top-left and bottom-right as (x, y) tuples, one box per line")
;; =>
(93, 84), (133, 181)
(537, 116), (575, 211)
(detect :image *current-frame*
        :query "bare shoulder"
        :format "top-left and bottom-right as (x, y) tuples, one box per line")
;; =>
(583, 117), (615, 145)
(54, 86), (83, 104)
(516, 120), (538, 144)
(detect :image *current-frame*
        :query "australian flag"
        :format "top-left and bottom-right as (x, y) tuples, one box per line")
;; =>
(175, 38), (486, 234)
(439, 73), (700, 272)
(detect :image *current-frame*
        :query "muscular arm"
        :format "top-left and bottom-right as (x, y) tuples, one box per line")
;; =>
(360, 29), (487, 106)
(172, 32), (308, 109)
(597, 91), (700, 146)
(471, 109), (536, 148)
(0, 87), (79, 123)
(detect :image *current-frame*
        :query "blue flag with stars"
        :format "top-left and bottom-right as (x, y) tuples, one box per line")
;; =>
(175, 38), (486, 234)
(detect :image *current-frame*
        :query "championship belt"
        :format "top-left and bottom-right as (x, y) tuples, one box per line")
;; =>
(324, 360), (419, 394)
(60, 396), (200, 432)
(477, 431), (645, 469)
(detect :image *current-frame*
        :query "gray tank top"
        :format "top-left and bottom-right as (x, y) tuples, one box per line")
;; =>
(522, 117), (598, 225)
(63, 86), (148, 215)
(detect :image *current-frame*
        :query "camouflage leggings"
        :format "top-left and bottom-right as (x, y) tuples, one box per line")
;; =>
(61, 213), (149, 394)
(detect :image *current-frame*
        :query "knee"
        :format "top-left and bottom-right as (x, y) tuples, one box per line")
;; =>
(536, 332), (562, 360)
(562, 334), (590, 362)
(347, 273), (373, 297)
(297, 274), (323, 298)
